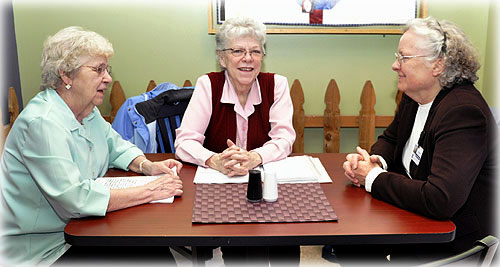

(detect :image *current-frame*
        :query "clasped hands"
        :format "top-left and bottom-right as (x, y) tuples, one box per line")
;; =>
(207, 139), (262, 177)
(343, 146), (381, 187)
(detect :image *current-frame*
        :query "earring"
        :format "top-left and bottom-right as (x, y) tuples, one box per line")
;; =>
(65, 84), (71, 90)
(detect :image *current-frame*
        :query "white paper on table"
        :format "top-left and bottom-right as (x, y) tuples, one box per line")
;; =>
(263, 155), (332, 183)
(193, 156), (332, 184)
(193, 166), (251, 184)
(96, 167), (177, 203)
(310, 157), (332, 183)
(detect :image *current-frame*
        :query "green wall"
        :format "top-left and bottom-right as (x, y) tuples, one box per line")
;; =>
(482, 1), (498, 107)
(12, 0), (495, 153)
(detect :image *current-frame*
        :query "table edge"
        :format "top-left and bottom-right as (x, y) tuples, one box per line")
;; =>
(65, 230), (456, 246)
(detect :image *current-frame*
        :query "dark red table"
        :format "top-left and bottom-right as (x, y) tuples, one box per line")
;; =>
(65, 153), (455, 263)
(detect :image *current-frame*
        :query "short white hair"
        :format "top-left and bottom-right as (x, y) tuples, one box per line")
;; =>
(215, 16), (267, 62)
(40, 26), (114, 90)
(405, 17), (479, 88)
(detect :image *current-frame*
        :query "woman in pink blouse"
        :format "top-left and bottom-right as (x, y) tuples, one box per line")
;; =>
(174, 17), (295, 177)
(174, 17), (298, 267)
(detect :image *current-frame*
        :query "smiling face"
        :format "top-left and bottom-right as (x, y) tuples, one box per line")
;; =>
(392, 30), (443, 103)
(218, 36), (263, 95)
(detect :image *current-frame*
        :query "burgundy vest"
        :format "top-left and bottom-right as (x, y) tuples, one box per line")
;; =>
(204, 71), (275, 153)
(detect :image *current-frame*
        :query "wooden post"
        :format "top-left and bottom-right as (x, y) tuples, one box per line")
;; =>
(8, 86), (19, 126)
(395, 90), (403, 114)
(146, 80), (157, 92)
(110, 81), (126, 123)
(183, 80), (193, 87)
(323, 79), (341, 153)
(290, 79), (305, 153)
(358, 81), (376, 151)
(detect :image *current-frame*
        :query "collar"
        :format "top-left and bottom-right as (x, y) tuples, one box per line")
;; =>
(220, 70), (262, 108)
(45, 89), (97, 131)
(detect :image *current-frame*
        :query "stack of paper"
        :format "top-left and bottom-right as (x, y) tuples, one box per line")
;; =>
(193, 156), (331, 184)
(263, 155), (330, 183)
(96, 167), (178, 203)
(192, 167), (250, 184)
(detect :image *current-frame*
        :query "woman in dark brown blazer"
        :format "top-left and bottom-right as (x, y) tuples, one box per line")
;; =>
(343, 17), (497, 264)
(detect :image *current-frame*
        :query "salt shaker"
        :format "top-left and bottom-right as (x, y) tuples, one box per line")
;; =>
(263, 171), (278, 202)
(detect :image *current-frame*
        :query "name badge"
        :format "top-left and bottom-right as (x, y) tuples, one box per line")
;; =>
(411, 144), (424, 166)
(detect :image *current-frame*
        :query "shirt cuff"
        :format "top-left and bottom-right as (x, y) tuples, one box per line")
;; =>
(365, 166), (386, 193)
(252, 147), (269, 165)
(199, 151), (216, 167)
(113, 147), (144, 171)
(375, 155), (388, 170)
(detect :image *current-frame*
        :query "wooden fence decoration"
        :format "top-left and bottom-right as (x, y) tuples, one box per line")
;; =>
(146, 80), (157, 92)
(183, 80), (193, 87)
(2, 87), (20, 151)
(8, 87), (19, 127)
(323, 79), (341, 153)
(290, 79), (402, 153)
(4, 86), (20, 138)
(104, 79), (402, 153)
(291, 79), (305, 153)
(358, 81), (377, 150)
(109, 81), (126, 123)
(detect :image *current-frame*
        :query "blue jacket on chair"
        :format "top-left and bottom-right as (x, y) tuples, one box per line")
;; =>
(135, 88), (194, 153)
(112, 82), (180, 153)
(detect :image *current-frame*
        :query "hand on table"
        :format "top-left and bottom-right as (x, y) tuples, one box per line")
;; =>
(145, 174), (183, 200)
(142, 159), (183, 176)
(343, 146), (381, 187)
(206, 139), (262, 177)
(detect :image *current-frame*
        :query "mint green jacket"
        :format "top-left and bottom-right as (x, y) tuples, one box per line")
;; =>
(1, 89), (143, 266)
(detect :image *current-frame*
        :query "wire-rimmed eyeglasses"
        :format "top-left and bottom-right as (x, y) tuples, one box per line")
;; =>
(394, 52), (429, 65)
(83, 64), (112, 76)
(222, 48), (264, 59)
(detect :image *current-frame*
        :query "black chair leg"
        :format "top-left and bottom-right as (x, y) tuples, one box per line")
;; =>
(321, 245), (338, 262)
(192, 246), (214, 267)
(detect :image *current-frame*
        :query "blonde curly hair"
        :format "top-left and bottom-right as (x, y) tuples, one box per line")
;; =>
(405, 17), (480, 88)
(40, 26), (114, 90)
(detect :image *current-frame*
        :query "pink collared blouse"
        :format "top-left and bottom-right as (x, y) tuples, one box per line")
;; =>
(174, 71), (295, 167)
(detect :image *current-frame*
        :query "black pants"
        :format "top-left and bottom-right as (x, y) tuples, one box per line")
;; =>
(53, 246), (177, 266)
(221, 246), (300, 267)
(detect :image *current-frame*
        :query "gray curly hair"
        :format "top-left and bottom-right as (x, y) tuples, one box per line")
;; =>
(40, 26), (114, 90)
(215, 16), (266, 64)
(404, 17), (480, 88)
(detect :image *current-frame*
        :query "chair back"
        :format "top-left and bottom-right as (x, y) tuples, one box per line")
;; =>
(155, 100), (190, 153)
(135, 88), (193, 153)
(418, 235), (498, 267)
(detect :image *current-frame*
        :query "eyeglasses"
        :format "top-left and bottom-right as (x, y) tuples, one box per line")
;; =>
(222, 48), (264, 59)
(394, 52), (429, 65)
(83, 64), (112, 76)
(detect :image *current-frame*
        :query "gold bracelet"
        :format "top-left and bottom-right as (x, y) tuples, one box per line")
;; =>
(139, 159), (148, 173)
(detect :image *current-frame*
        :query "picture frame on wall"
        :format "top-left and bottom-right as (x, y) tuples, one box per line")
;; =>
(208, 0), (428, 34)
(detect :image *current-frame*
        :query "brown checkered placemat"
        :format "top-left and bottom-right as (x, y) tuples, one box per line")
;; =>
(192, 183), (337, 224)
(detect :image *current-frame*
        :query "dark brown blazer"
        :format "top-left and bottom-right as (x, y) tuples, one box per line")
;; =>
(370, 82), (497, 253)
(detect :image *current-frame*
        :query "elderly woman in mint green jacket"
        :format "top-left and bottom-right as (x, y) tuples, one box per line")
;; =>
(0, 26), (183, 266)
